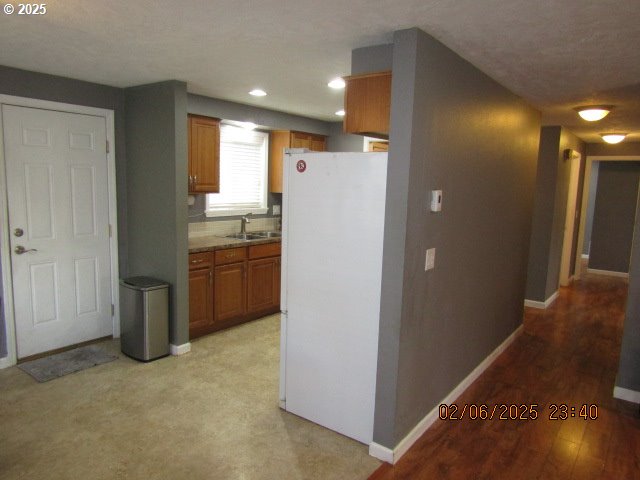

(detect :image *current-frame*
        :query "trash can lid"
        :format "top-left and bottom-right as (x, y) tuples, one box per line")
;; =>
(121, 276), (168, 289)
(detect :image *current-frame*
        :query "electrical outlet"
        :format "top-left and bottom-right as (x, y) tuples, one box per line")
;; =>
(425, 248), (436, 271)
(273, 204), (281, 215)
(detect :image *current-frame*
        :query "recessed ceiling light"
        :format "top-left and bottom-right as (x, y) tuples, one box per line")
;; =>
(249, 89), (267, 97)
(601, 133), (627, 144)
(328, 78), (346, 89)
(575, 106), (612, 122)
(335, 109), (345, 117)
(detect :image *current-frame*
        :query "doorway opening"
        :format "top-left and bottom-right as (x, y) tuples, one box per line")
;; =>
(575, 155), (640, 281)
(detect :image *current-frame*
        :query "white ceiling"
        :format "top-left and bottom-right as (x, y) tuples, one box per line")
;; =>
(2, 0), (640, 143)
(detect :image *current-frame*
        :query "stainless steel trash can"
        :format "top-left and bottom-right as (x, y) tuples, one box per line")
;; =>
(120, 276), (169, 361)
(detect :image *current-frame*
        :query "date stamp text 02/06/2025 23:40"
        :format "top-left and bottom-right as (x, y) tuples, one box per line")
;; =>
(439, 403), (599, 421)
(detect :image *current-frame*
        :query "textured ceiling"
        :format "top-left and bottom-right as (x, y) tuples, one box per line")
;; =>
(1, 0), (639, 142)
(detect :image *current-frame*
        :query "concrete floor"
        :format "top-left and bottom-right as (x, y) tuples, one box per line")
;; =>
(0, 314), (380, 479)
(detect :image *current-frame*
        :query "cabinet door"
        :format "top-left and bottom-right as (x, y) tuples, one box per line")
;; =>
(189, 115), (220, 193)
(247, 258), (279, 314)
(368, 141), (389, 152)
(343, 71), (391, 137)
(290, 132), (311, 149)
(269, 131), (290, 194)
(310, 135), (326, 152)
(214, 262), (246, 322)
(189, 266), (213, 334)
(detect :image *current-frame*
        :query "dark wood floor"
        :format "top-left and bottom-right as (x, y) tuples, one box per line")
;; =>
(369, 274), (640, 479)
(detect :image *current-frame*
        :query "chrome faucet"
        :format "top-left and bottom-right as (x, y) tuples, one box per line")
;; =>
(240, 213), (253, 233)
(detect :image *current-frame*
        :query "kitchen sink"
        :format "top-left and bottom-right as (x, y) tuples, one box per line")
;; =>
(254, 231), (282, 238)
(225, 231), (282, 241)
(226, 233), (265, 240)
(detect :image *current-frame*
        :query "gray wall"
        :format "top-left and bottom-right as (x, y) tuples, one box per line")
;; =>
(589, 162), (640, 273)
(125, 81), (189, 346)
(188, 94), (330, 135)
(351, 44), (393, 75)
(616, 184), (640, 393)
(525, 127), (584, 302)
(586, 142), (640, 157)
(325, 122), (364, 152)
(372, 28), (541, 448)
(583, 161), (600, 255)
(0, 65), (127, 360)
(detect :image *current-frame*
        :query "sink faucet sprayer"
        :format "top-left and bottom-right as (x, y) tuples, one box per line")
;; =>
(240, 213), (252, 233)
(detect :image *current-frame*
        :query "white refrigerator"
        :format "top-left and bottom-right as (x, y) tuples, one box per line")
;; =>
(279, 150), (388, 444)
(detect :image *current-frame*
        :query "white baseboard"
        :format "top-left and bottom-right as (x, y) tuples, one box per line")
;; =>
(0, 355), (15, 369)
(587, 268), (629, 279)
(369, 442), (394, 463)
(170, 342), (191, 356)
(524, 291), (559, 309)
(613, 386), (640, 404)
(369, 325), (523, 464)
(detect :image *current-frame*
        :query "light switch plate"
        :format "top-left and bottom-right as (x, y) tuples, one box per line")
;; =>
(273, 204), (281, 215)
(425, 248), (436, 271)
(430, 190), (442, 212)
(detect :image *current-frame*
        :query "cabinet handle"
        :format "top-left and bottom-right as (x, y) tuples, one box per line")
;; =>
(209, 271), (213, 285)
(225, 253), (235, 258)
(189, 175), (193, 189)
(194, 175), (198, 186)
(191, 259), (203, 264)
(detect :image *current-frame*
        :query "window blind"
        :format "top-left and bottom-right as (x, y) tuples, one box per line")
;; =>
(207, 125), (268, 212)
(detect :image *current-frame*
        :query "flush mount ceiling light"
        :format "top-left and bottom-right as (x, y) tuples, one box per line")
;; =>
(601, 133), (627, 144)
(328, 78), (346, 89)
(335, 109), (345, 117)
(575, 106), (612, 122)
(249, 89), (267, 97)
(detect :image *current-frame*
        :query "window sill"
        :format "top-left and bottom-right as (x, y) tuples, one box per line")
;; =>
(205, 207), (269, 218)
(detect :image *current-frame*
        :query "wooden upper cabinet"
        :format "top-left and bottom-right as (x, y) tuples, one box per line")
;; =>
(269, 130), (326, 193)
(368, 141), (389, 152)
(343, 71), (391, 138)
(188, 114), (220, 194)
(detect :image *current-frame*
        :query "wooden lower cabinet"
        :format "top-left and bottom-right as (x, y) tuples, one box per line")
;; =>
(247, 257), (280, 314)
(188, 252), (214, 338)
(214, 262), (246, 322)
(189, 242), (281, 340)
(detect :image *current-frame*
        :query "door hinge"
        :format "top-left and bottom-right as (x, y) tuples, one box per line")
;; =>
(111, 304), (115, 316)
(106, 140), (110, 154)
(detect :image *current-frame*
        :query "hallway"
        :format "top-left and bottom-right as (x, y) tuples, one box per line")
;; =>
(370, 274), (640, 479)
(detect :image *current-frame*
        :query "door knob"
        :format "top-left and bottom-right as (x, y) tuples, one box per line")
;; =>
(14, 245), (37, 255)
(14, 228), (23, 237)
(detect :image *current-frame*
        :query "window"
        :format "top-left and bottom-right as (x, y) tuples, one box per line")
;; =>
(206, 124), (269, 216)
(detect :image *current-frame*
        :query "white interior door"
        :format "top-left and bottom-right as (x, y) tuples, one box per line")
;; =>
(2, 105), (113, 358)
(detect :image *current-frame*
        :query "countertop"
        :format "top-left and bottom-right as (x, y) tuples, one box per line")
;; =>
(188, 235), (281, 254)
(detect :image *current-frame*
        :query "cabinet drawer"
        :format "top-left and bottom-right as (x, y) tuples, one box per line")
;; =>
(215, 247), (247, 265)
(189, 252), (213, 270)
(249, 242), (281, 259)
